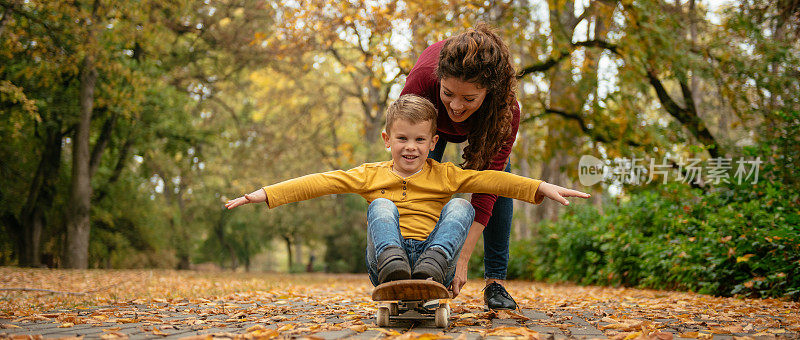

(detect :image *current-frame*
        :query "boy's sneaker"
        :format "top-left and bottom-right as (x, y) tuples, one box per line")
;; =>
(377, 246), (411, 284)
(483, 282), (518, 310)
(411, 247), (448, 284)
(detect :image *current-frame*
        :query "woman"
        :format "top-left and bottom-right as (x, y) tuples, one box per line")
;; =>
(400, 23), (522, 310)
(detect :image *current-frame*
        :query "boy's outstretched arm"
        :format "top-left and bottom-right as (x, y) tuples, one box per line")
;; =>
(225, 188), (267, 210)
(533, 182), (590, 205)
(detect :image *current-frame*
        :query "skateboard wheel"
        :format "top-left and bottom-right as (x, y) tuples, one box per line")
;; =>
(388, 302), (399, 315)
(440, 302), (451, 315)
(376, 306), (390, 327)
(434, 305), (449, 328)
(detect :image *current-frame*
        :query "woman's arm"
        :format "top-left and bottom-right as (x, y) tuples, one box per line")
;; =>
(451, 220), (485, 297)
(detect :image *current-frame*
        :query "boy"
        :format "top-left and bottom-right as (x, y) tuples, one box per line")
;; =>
(225, 95), (590, 292)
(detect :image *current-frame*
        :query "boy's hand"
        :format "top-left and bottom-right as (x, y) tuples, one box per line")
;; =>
(225, 188), (267, 209)
(534, 182), (591, 205)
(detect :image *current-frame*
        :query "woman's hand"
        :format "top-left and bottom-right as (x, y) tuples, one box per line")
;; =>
(534, 182), (591, 205)
(451, 254), (469, 297)
(225, 188), (267, 209)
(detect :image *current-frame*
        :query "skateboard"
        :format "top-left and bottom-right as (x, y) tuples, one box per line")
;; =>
(371, 279), (452, 328)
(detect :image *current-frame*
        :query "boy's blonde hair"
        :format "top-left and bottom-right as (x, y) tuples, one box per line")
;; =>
(385, 94), (438, 136)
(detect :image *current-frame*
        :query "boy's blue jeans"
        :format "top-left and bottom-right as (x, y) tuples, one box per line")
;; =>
(428, 139), (513, 281)
(365, 198), (474, 287)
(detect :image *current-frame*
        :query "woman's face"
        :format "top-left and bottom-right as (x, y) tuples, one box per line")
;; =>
(439, 77), (488, 123)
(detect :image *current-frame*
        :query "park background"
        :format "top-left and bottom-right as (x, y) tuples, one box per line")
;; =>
(1, 0), (797, 301)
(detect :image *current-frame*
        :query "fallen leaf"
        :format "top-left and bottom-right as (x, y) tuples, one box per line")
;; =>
(277, 323), (295, 332)
(414, 334), (450, 340)
(348, 324), (367, 333)
(651, 332), (674, 340)
(601, 320), (644, 331)
(175, 336), (211, 340)
(495, 310), (530, 321)
(247, 325), (267, 332)
(623, 331), (642, 340)
(485, 326), (540, 338)
(249, 329), (279, 339)
(371, 328), (401, 336)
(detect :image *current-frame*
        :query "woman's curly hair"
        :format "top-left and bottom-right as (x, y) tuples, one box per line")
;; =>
(436, 23), (516, 170)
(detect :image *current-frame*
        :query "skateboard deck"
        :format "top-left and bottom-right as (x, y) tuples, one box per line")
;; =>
(371, 279), (452, 328)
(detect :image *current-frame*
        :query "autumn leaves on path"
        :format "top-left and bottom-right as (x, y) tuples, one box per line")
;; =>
(1, 268), (798, 339)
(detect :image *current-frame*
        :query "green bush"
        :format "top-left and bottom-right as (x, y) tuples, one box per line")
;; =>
(509, 180), (800, 300)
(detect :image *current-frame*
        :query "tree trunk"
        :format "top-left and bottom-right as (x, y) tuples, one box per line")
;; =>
(294, 234), (303, 271)
(283, 235), (293, 270)
(214, 212), (237, 270)
(64, 54), (97, 269)
(512, 6), (536, 238)
(537, 0), (580, 223)
(177, 255), (191, 270)
(513, 129), (534, 240)
(688, 0), (700, 114)
(23, 211), (43, 266)
(229, 247), (239, 270)
(174, 191), (192, 270)
(0, 7), (8, 37)
(17, 118), (62, 267)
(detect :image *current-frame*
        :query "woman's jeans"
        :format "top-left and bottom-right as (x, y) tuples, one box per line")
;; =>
(428, 139), (513, 280)
(365, 198), (473, 287)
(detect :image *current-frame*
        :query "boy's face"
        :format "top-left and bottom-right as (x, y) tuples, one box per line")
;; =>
(382, 119), (439, 177)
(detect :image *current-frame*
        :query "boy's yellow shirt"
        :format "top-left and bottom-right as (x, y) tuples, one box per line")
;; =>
(263, 159), (544, 241)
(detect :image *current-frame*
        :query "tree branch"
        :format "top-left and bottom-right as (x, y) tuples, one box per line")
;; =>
(572, 0), (598, 30)
(646, 69), (685, 115)
(327, 46), (363, 97)
(523, 107), (641, 146)
(679, 77), (696, 113)
(89, 112), (117, 178)
(518, 39), (619, 78)
(0, 0), (70, 51)
(647, 69), (720, 158)
(519, 51), (571, 78)
(524, 107), (704, 189)
(574, 39), (619, 54)
(93, 132), (133, 203)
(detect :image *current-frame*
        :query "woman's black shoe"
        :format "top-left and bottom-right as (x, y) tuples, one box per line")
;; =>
(483, 282), (518, 310)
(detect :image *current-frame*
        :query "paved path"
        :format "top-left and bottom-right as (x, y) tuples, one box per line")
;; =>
(1, 298), (795, 339)
(1, 301), (617, 339)
(2, 271), (798, 339)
